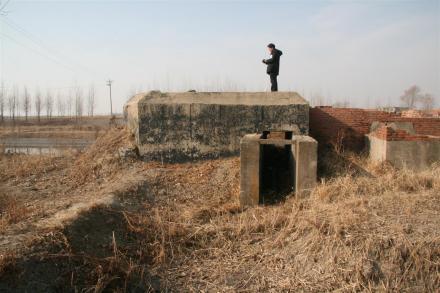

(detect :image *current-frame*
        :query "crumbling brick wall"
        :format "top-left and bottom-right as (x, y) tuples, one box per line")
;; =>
(309, 107), (440, 151)
(401, 109), (440, 118)
(370, 125), (439, 142)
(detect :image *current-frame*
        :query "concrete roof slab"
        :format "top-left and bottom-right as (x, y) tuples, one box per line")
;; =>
(134, 91), (308, 106)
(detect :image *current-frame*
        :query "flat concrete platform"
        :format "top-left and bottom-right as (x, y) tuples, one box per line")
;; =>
(127, 91), (308, 106)
(124, 91), (310, 161)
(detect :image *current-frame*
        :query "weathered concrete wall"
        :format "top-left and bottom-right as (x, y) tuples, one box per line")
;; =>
(367, 136), (388, 163)
(125, 91), (309, 161)
(385, 140), (440, 170)
(240, 133), (317, 207)
(367, 122), (440, 170)
(368, 136), (440, 170)
(124, 94), (143, 143)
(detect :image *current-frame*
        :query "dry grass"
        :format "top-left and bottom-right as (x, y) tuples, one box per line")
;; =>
(0, 192), (30, 233)
(0, 129), (439, 291)
(0, 253), (16, 277)
(0, 153), (66, 182)
(108, 152), (439, 291)
(314, 164), (439, 203)
(68, 127), (134, 186)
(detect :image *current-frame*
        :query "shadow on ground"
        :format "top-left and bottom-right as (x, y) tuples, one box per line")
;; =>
(0, 206), (161, 292)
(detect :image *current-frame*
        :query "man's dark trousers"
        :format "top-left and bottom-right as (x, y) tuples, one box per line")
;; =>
(270, 74), (278, 92)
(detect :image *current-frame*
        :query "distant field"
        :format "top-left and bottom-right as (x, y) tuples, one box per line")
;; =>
(0, 116), (124, 154)
(0, 115), (124, 127)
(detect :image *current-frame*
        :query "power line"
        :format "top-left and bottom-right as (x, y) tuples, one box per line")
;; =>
(0, 2), (111, 112)
(0, 0), (10, 15)
(0, 30), (81, 74)
(0, 16), (101, 78)
(0, 0), (9, 85)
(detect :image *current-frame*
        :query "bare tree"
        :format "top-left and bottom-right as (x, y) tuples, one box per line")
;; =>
(56, 93), (65, 117)
(45, 91), (54, 119)
(22, 86), (31, 121)
(0, 82), (5, 122)
(75, 88), (83, 119)
(333, 100), (350, 108)
(7, 87), (18, 121)
(7, 95), (13, 120)
(35, 89), (42, 122)
(310, 93), (325, 107)
(400, 85), (421, 109)
(420, 93), (435, 111)
(87, 85), (95, 117)
(67, 90), (73, 118)
(14, 87), (20, 119)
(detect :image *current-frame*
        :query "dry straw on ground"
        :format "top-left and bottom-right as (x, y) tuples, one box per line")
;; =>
(0, 129), (439, 292)
(68, 126), (134, 185)
(122, 155), (439, 292)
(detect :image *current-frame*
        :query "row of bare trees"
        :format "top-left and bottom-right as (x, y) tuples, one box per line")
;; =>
(0, 83), (96, 122)
(307, 85), (436, 109)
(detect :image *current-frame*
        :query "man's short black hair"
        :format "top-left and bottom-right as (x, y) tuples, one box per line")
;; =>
(267, 43), (275, 49)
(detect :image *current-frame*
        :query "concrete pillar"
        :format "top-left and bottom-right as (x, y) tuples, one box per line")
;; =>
(240, 134), (261, 207)
(294, 136), (318, 194)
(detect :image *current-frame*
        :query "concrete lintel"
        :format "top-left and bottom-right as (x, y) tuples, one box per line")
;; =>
(260, 139), (292, 145)
(241, 134), (261, 142)
(294, 135), (318, 143)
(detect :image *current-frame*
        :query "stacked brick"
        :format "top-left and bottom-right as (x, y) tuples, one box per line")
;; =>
(309, 107), (440, 151)
(401, 109), (440, 118)
(370, 125), (439, 142)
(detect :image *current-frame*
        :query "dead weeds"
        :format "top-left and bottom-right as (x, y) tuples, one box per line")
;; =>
(0, 129), (439, 292)
(0, 191), (30, 233)
(68, 127), (135, 186)
(0, 153), (67, 182)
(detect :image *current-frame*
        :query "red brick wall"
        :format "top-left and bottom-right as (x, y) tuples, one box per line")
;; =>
(309, 107), (440, 151)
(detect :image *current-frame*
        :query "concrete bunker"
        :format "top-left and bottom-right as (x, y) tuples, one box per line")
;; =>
(124, 91), (318, 206)
(124, 91), (309, 161)
(240, 131), (317, 207)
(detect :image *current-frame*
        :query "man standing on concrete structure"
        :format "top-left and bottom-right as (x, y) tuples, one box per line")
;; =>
(262, 43), (283, 92)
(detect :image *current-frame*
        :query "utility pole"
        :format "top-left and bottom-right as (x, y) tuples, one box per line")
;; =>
(106, 79), (113, 116)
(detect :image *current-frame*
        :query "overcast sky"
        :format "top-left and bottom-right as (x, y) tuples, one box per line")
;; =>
(0, 0), (439, 114)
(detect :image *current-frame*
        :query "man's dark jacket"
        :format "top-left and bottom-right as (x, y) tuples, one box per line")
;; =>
(264, 48), (283, 75)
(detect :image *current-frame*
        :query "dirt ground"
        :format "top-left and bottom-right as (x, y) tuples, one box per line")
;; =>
(0, 128), (439, 292)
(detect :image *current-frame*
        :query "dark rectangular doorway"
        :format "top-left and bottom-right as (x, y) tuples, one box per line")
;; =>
(259, 144), (295, 204)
